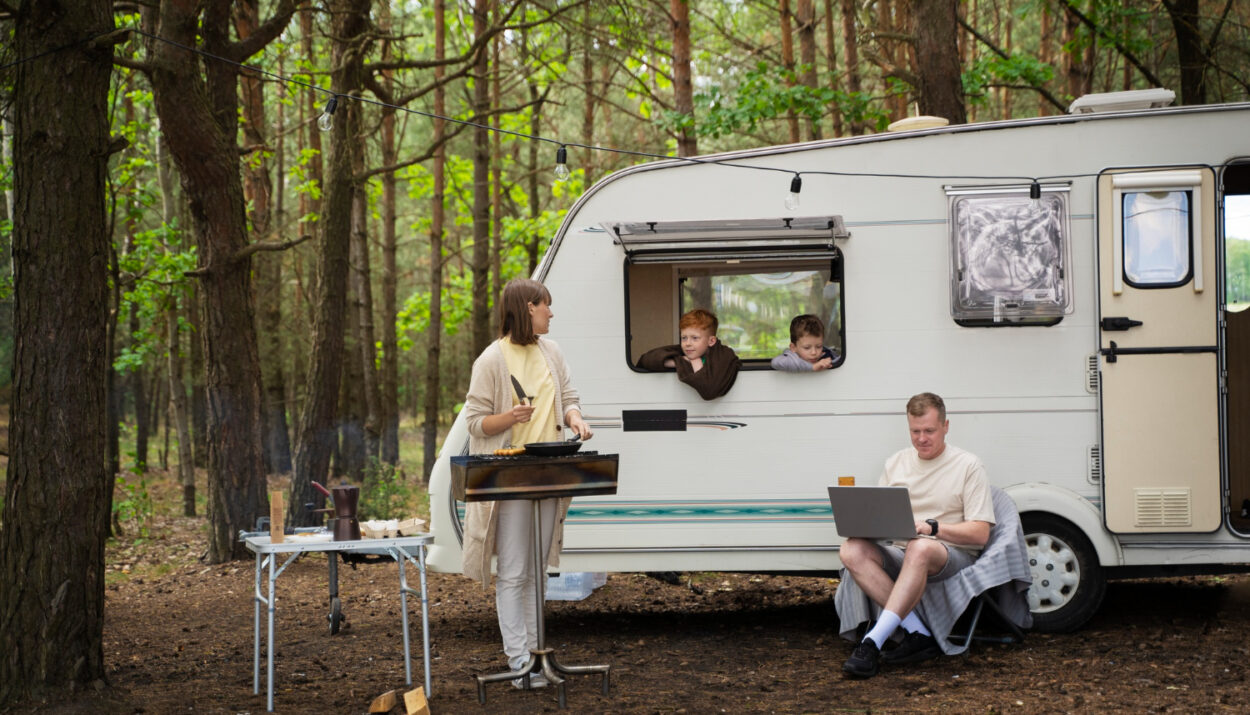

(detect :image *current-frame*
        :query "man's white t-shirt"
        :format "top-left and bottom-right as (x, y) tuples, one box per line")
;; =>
(879, 444), (995, 552)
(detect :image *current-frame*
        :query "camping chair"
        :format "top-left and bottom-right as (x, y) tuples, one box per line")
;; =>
(835, 485), (1033, 656)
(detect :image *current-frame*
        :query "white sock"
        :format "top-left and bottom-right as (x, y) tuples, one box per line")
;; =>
(900, 611), (932, 637)
(864, 609), (902, 648)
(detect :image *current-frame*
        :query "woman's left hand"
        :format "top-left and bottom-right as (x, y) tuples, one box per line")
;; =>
(565, 411), (593, 441)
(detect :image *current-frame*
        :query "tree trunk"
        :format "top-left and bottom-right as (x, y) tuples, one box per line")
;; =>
(914, 0), (967, 124)
(582, 4), (598, 186)
(106, 244), (121, 479)
(378, 9), (401, 467)
(0, 0), (113, 703)
(129, 302), (150, 473)
(841, 0), (864, 134)
(779, 0), (801, 143)
(237, 0), (292, 476)
(797, 0), (821, 140)
(670, 0), (698, 157)
(424, 0), (447, 484)
(825, 0), (842, 137)
(290, 0), (370, 523)
(1165, 0), (1206, 105)
(471, 0), (493, 357)
(350, 178), (382, 463)
(155, 127), (196, 515)
(147, 0), (291, 561)
(189, 281), (208, 469)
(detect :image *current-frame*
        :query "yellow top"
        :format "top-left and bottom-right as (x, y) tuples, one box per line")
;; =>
(499, 338), (559, 445)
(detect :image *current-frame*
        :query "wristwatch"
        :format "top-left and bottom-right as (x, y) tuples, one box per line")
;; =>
(925, 518), (939, 537)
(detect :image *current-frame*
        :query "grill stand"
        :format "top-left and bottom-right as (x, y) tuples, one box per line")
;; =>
(475, 498), (611, 708)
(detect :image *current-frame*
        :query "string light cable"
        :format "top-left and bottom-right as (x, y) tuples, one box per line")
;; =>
(4, 28), (1236, 201)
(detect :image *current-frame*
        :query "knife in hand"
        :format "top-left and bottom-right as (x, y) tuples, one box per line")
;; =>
(510, 375), (529, 405)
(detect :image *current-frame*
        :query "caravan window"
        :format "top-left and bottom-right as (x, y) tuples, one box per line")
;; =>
(627, 257), (844, 367)
(677, 263), (842, 361)
(615, 217), (848, 368)
(947, 185), (1073, 326)
(1122, 190), (1192, 287)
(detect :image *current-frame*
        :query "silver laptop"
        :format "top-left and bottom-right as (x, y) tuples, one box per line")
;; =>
(827, 485), (918, 540)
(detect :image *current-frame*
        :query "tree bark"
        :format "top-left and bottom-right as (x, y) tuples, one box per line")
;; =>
(424, 0), (447, 484)
(378, 7), (401, 467)
(914, 0), (967, 124)
(670, 0), (698, 157)
(1165, 0), (1206, 105)
(471, 0), (493, 357)
(779, 0), (801, 143)
(146, 0), (293, 560)
(825, 0), (842, 137)
(797, 0), (821, 140)
(237, 0), (292, 476)
(155, 125), (196, 515)
(350, 175), (382, 464)
(0, 0), (114, 703)
(841, 0), (864, 134)
(290, 0), (370, 523)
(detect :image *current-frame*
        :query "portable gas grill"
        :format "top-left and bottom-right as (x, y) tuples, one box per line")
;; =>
(451, 449), (619, 709)
(450, 451), (619, 501)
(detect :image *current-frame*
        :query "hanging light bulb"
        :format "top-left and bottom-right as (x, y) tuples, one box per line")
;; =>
(554, 145), (571, 181)
(317, 95), (338, 132)
(1029, 180), (1042, 211)
(784, 174), (802, 211)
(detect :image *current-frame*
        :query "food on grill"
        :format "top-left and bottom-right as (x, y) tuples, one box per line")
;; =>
(493, 446), (527, 456)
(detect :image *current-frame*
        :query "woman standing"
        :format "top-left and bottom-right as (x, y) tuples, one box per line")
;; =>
(460, 278), (593, 687)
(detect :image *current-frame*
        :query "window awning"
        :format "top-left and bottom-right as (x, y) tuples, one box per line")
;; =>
(606, 216), (849, 258)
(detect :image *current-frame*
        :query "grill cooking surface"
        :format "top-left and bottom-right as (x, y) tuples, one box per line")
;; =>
(450, 452), (618, 502)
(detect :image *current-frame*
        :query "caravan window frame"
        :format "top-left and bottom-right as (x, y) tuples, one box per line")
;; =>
(1110, 171), (1204, 292)
(624, 252), (846, 370)
(947, 184), (1074, 327)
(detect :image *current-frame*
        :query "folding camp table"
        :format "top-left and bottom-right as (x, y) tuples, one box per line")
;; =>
(243, 533), (433, 712)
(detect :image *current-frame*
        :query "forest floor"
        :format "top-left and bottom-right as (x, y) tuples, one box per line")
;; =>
(6, 465), (1250, 713)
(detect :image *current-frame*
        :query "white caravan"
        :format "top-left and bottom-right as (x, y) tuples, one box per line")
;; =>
(428, 89), (1250, 632)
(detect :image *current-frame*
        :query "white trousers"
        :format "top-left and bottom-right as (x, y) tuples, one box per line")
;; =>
(495, 498), (557, 670)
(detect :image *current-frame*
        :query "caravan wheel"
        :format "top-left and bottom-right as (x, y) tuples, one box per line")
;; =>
(1021, 514), (1106, 633)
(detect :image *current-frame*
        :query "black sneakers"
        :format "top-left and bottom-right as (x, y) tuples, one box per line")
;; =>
(881, 630), (943, 665)
(842, 639), (881, 678)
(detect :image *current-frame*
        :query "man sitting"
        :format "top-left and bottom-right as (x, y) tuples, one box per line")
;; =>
(840, 392), (995, 678)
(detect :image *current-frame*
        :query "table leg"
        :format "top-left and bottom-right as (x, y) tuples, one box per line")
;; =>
(266, 551), (276, 712)
(396, 544), (433, 698)
(253, 551), (263, 695)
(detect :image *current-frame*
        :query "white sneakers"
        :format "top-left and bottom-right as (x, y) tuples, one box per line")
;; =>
(511, 672), (550, 689)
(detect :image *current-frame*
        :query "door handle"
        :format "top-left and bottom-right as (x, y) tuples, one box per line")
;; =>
(1100, 316), (1143, 331)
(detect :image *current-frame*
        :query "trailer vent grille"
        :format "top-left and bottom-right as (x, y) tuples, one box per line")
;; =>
(1087, 446), (1101, 483)
(1086, 354), (1099, 393)
(1134, 488), (1192, 528)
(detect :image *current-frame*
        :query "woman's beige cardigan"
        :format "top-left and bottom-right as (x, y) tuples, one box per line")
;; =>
(460, 337), (580, 586)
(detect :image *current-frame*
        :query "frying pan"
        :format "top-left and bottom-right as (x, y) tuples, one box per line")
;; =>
(524, 435), (583, 457)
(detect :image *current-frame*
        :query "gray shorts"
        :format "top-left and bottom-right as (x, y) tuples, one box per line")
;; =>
(874, 539), (978, 583)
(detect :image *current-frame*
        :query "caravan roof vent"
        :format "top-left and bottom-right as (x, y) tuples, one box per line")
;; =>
(1067, 88), (1175, 114)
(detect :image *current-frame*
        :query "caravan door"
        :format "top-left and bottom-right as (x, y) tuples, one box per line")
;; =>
(1097, 167), (1220, 534)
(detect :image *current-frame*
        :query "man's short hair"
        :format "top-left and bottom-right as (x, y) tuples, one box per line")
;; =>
(789, 314), (825, 343)
(906, 392), (946, 422)
(679, 308), (718, 335)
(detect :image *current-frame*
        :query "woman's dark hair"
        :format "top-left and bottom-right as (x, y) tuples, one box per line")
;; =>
(498, 278), (553, 345)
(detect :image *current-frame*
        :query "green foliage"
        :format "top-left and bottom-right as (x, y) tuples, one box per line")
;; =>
(358, 458), (428, 522)
(682, 63), (896, 139)
(112, 473), (154, 540)
(113, 223), (197, 373)
(963, 54), (1056, 106)
(1229, 238), (1250, 307)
